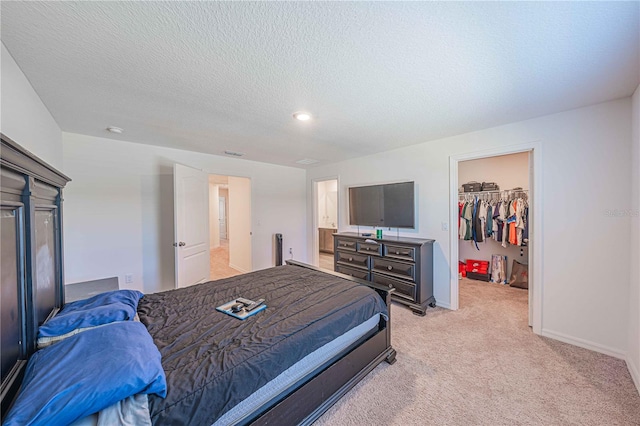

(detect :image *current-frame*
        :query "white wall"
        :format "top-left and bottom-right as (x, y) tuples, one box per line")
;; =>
(459, 152), (529, 277)
(629, 84), (640, 392)
(1, 43), (63, 170)
(63, 132), (307, 294)
(228, 176), (252, 273)
(459, 152), (529, 192)
(209, 183), (220, 249)
(307, 98), (633, 357)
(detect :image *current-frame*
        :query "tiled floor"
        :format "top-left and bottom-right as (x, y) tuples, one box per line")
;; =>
(210, 239), (242, 281)
(319, 252), (334, 270)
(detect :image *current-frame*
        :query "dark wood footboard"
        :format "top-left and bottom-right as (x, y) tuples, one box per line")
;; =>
(250, 260), (396, 425)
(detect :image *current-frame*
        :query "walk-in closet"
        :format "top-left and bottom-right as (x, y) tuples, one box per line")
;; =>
(457, 152), (531, 324)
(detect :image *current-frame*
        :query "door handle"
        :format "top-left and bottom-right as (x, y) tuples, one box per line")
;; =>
(174, 242), (186, 247)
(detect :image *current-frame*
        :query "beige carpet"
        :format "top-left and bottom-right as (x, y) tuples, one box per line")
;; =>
(315, 278), (640, 425)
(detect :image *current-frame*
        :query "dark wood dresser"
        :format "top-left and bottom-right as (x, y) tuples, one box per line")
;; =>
(333, 232), (435, 315)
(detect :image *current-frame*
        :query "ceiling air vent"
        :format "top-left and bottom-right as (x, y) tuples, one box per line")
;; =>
(295, 158), (319, 165)
(224, 150), (244, 157)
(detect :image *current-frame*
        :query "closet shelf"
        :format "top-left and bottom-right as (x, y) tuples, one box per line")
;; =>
(459, 189), (528, 198)
(458, 189), (528, 195)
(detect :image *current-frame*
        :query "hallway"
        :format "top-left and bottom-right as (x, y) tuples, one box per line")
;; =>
(210, 239), (242, 281)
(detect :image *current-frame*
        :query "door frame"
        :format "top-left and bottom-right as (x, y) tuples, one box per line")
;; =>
(218, 195), (227, 240)
(207, 174), (253, 276)
(449, 141), (543, 335)
(311, 176), (340, 267)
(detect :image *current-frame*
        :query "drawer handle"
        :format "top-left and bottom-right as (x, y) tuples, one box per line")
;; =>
(366, 247), (370, 251)
(395, 251), (400, 255)
(387, 265), (393, 271)
(349, 257), (353, 262)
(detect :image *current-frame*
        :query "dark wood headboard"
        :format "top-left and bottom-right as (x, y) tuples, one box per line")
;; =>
(0, 134), (70, 417)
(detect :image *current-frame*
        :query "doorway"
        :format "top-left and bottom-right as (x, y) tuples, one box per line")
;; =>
(312, 177), (339, 269)
(449, 142), (542, 334)
(457, 152), (531, 327)
(209, 174), (252, 280)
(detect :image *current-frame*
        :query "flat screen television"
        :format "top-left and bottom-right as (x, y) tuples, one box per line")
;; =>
(348, 181), (415, 228)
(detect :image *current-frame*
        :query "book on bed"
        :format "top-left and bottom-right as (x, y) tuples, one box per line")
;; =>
(216, 298), (267, 320)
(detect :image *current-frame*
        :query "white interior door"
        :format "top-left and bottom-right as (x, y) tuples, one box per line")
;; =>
(219, 197), (227, 239)
(174, 163), (210, 288)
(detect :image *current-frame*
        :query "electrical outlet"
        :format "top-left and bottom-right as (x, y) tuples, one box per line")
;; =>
(441, 222), (449, 231)
(289, 248), (293, 255)
(124, 274), (133, 284)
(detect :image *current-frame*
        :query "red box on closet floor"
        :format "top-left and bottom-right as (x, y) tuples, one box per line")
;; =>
(465, 259), (489, 274)
(458, 261), (467, 278)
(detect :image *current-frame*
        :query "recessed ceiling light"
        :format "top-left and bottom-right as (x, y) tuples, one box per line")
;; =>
(296, 158), (319, 165)
(106, 126), (124, 134)
(293, 112), (312, 121)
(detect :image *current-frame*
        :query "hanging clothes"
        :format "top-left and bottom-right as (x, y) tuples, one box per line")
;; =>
(473, 197), (484, 244)
(486, 204), (493, 238)
(457, 190), (530, 248)
(463, 201), (473, 240)
(508, 199), (518, 246)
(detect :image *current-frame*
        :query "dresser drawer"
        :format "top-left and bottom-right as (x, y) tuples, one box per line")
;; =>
(336, 265), (370, 281)
(372, 273), (416, 301)
(336, 251), (369, 270)
(371, 257), (415, 281)
(384, 244), (416, 262)
(335, 238), (357, 252)
(357, 241), (382, 256)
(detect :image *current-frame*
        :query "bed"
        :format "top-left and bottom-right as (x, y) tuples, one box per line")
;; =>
(0, 134), (396, 425)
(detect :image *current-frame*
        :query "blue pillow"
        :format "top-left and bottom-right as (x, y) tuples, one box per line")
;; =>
(38, 290), (143, 337)
(4, 321), (166, 426)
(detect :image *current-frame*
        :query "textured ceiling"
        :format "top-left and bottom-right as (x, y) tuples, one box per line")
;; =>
(2, 1), (639, 168)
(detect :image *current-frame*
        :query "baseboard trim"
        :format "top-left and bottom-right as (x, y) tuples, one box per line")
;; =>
(541, 328), (626, 360)
(436, 301), (451, 310)
(229, 263), (249, 274)
(627, 357), (640, 395)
